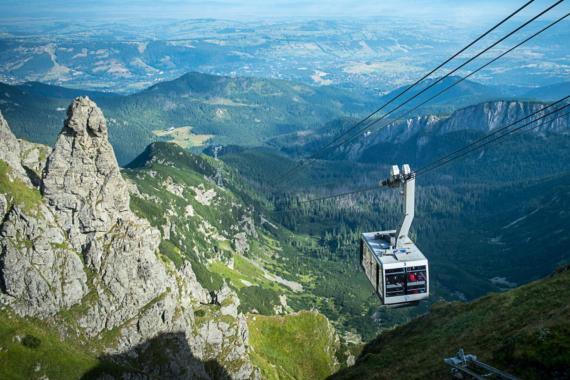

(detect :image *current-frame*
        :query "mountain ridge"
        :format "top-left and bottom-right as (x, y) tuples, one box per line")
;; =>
(1, 73), (568, 166)
(0, 72), (374, 164)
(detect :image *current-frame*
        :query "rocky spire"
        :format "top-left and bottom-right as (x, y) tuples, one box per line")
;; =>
(42, 97), (131, 252)
(39, 97), (170, 331)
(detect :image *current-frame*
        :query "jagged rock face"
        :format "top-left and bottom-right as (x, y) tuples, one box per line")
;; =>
(341, 100), (570, 160)
(1, 111), (86, 316)
(0, 194), (7, 221)
(42, 98), (131, 254)
(1, 205), (88, 316)
(77, 218), (170, 336)
(180, 262), (211, 304)
(0, 206), (87, 317)
(37, 98), (185, 344)
(0, 111), (29, 184)
(340, 114), (440, 160)
(18, 140), (50, 187)
(439, 101), (570, 134)
(190, 284), (256, 379)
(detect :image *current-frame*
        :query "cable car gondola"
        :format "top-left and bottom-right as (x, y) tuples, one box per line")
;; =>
(360, 164), (429, 306)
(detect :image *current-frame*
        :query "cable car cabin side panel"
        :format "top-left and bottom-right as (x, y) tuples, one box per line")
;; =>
(361, 238), (382, 295)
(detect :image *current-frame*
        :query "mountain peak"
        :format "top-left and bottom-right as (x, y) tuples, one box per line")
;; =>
(64, 96), (108, 138)
(42, 96), (130, 252)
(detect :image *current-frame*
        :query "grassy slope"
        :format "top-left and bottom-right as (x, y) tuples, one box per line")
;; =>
(125, 143), (297, 315)
(126, 143), (370, 369)
(0, 308), (122, 380)
(331, 266), (570, 380)
(248, 311), (339, 380)
(0, 160), (42, 213)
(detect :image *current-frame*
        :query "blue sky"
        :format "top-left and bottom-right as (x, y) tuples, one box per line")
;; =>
(1, 0), (564, 23)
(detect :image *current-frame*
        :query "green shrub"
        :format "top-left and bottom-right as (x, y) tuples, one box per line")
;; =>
(237, 286), (279, 315)
(21, 335), (41, 349)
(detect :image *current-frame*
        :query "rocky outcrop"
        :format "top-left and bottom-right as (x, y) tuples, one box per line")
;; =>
(0, 194), (7, 220)
(42, 97), (132, 255)
(0, 111), (29, 183)
(339, 114), (440, 160)
(18, 139), (50, 186)
(438, 100), (570, 135)
(1, 204), (88, 316)
(0, 98), (258, 379)
(1, 109), (87, 316)
(339, 100), (570, 160)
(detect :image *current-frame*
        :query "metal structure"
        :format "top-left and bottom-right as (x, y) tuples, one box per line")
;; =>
(444, 349), (520, 380)
(360, 164), (429, 306)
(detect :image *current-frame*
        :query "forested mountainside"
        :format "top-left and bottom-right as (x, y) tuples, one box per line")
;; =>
(224, 97), (570, 296)
(0, 72), (372, 165)
(330, 265), (570, 380)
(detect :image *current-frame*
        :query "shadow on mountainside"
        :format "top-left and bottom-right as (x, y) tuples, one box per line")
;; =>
(81, 332), (230, 380)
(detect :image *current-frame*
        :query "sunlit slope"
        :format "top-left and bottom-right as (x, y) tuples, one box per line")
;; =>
(0, 308), (123, 380)
(248, 311), (340, 380)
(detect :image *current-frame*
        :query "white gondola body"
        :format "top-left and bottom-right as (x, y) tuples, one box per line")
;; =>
(360, 231), (429, 306)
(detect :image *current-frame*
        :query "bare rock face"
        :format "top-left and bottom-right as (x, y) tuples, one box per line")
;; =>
(38, 98), (176, 338)
(180, 262), (211, 304)
(0, 194), (7, 221)
(18, 140), (50, 186)
(0, 111), (30, 184)
(191, 283), (258, 380)
(0, 109), (88, 317)
(438, 101), (570, 135)
(1, 205), (88, 317)
(42, 97), (131, 255)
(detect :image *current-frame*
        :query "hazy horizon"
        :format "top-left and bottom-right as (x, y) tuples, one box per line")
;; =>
(0, 0), (566, 24)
